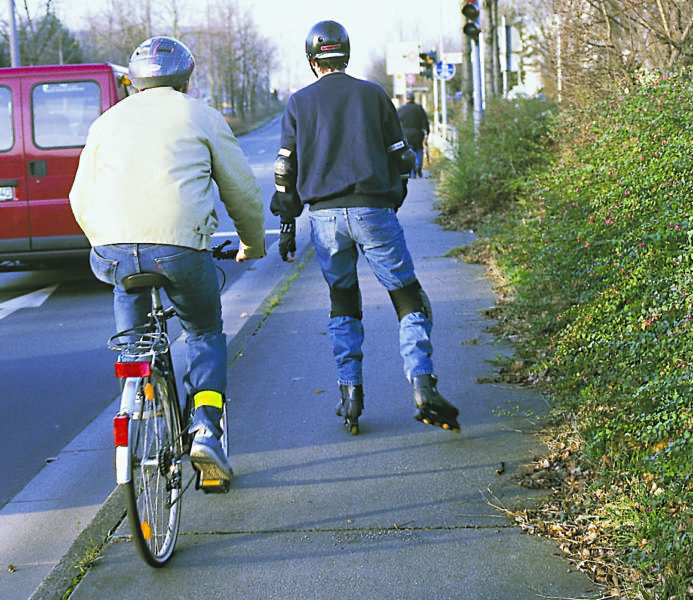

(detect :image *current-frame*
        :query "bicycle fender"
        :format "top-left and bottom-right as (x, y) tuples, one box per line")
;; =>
(115, 377), (141, 485)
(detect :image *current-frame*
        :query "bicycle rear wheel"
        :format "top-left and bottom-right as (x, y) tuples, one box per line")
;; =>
(124, 367), (182, 567)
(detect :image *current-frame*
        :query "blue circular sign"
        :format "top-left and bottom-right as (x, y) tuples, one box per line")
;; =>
(435, 61), (455, 80)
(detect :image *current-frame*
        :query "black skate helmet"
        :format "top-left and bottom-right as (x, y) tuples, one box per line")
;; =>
(305, 20), (350, 68)
(129, 36), (195, 90)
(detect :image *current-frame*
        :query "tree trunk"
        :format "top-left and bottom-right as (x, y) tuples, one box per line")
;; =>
(483, 0), (499, 100)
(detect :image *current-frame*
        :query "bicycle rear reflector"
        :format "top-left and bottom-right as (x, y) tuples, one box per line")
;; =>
(113, 414), (130, 446)
(115, 361), (151, 378)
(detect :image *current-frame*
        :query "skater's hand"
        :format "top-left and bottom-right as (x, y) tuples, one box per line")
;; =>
(279, 221), (296, 262)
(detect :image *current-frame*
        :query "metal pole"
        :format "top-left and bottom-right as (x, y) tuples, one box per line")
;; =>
(432, 65), (439, 137)
(472, 38), (483, 129)
(501, 14), (507, 97)
(439, 1), (447, 140)
(556, 15), (562, 102)
(8, 0), (20, 67)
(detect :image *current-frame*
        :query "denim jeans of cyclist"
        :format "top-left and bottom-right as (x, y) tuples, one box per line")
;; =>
(309, 207), (433, 386)
(90, 244), (226, 401)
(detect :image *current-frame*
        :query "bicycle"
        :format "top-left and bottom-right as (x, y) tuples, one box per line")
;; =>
(107, 241), (238, 567)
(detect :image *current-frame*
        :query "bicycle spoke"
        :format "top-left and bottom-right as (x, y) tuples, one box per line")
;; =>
(123, 369), (182, 567)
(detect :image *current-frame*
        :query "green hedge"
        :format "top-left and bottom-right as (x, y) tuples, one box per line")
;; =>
(441, 71), (693, 597)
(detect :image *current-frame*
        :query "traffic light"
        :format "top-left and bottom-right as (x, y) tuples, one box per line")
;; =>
(462, 0), (480, 39)
(418, 50), (437, 79)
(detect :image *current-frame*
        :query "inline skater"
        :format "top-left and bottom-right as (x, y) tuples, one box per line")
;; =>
(270, 20), (460, 434)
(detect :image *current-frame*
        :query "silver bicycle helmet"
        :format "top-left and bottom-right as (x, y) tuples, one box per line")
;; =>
(129, 36), (195, 90)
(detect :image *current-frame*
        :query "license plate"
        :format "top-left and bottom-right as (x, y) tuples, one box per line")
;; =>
(0, 187), (13, 201)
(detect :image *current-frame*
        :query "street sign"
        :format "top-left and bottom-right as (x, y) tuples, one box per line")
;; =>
(386, 42), (422, 75)
(435, 62), (456, 81)
(393, 73), (407, 96)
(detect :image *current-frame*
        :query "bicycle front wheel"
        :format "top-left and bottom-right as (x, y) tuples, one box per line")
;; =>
(124, 368), (182, 567)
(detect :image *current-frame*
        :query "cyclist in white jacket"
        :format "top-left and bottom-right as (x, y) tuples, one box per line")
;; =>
(70, 36), (265, 489)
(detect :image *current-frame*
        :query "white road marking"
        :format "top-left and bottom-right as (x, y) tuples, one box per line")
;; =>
(0, 284), (58, 321)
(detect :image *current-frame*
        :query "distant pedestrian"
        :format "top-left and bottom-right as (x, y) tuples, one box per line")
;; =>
(398, 91), (429, 178)
(269, 20), (460, 435)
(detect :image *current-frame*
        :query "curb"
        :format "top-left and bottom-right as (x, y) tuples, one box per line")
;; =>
(29, 488), (124, 600)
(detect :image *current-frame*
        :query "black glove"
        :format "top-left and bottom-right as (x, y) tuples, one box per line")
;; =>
(279, 221), (296, 262)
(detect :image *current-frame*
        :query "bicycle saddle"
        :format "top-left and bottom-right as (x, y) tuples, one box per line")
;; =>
(122, 272), (170, 292)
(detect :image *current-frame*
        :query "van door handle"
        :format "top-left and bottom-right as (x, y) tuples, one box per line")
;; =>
(29, 160), (47, 177)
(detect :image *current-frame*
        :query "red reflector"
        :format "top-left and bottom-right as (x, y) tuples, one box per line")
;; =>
(115, 362), (151, 378)
(113, 414), (130, 446)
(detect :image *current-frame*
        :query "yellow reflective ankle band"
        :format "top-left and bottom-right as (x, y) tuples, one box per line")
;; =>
(193, 390), (224, 410)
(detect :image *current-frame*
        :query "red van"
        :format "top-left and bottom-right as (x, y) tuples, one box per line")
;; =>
(0, 63), (135, 266)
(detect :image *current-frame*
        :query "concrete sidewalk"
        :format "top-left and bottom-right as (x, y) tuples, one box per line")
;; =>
(37, 178), (598, 599)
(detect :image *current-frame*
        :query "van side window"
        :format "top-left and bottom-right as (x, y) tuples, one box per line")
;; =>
(0, 86), (13, 152)
(32, 81), (101, 148)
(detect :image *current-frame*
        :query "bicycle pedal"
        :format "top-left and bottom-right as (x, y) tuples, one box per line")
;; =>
(200, 478), (230, 494)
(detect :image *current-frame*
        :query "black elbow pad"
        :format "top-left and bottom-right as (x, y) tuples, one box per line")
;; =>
(388, 140), (416, 175)
(399, 147), (416, 175)
(274, 148), (297, 193)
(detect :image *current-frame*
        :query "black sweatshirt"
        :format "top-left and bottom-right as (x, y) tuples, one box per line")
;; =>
(270, 72), (408, 221)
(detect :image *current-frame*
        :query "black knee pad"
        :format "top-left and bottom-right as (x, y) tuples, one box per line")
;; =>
(388, 280), (433, 323)
(329, 283), (362, 320)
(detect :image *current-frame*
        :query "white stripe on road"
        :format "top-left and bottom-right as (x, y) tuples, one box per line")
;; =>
(0, 230), (282, 322)
(212, 229), (281, 237)
(0, 284), (58, 321)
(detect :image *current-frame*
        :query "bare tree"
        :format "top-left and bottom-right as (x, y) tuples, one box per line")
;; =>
(190, 0), (277, 120)
(78, 0), (154, 65)
(0, 0), (84, 65)
(73, 0), (278, 122)
(483, 0), (501, 99)
(618, 0), (692, 69)
(520, 0), (692, 103)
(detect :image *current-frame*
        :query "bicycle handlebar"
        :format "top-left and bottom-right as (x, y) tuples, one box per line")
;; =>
(211, 240), (239, 260)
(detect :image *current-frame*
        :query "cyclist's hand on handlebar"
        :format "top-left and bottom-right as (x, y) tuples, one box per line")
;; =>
(236, 246), (249, 263)
(279, 221), (296, 263)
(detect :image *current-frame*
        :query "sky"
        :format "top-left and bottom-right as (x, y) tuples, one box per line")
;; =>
(232, 0), (463, 87)
(6, 0), (464, 90)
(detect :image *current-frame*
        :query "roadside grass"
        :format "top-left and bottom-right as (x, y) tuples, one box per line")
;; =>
(436, 70), (693, 598)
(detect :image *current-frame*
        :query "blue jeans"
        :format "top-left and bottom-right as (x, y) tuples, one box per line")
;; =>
(412, 149), (424, 176)
(90, 244), (226, 400)
(309, 207), (433, 385)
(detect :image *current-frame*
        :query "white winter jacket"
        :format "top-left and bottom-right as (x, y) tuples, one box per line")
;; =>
(70, 86), (265, 256)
